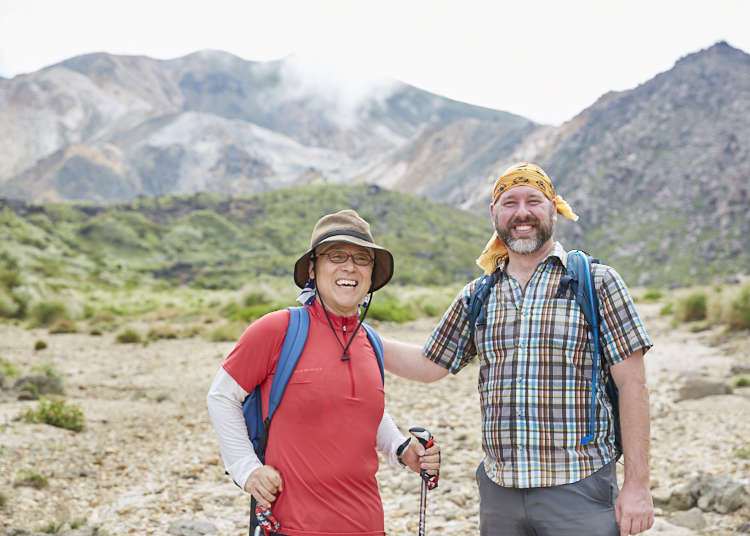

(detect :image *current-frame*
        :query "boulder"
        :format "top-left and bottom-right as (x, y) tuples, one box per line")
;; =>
(166, 519), (217, 536)
(675, 378), (731, 401)
(13, 375), (64, 399)
(687, 474), (749, 514)
(669, 507), (706, 530)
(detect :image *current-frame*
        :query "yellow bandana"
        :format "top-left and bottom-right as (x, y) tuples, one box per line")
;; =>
(476, 162), (579, 274)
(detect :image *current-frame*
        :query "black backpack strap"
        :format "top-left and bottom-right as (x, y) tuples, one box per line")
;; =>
(467, 267), (501, 339)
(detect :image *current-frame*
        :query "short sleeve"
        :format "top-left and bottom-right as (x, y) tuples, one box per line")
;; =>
(222, 309), (290, 393)
(423, 281), (477, 374)
(596, 265), (652, 368)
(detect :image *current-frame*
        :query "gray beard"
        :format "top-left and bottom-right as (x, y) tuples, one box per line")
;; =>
(506, 236), (545, 254)
(496, 206), (556, 255)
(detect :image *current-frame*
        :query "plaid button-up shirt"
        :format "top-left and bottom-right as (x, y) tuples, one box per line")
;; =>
(424, 242), (652, 488)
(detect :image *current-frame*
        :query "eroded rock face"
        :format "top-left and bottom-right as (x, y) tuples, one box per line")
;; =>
(3, 43), (750, 286)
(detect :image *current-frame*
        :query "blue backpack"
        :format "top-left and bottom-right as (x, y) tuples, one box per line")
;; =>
(467, 250), (622, 459)
(241, 306), (385, 463)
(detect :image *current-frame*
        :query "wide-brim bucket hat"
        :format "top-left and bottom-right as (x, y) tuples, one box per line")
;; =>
(294, 209), (394, 292)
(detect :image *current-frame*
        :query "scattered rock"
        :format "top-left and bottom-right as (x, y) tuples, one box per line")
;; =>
(653, 485), (695, 511)
(12, 375), (64, 397)
(166, 519), (217, 536)
(688, 474), (749, 514)
(731, 365), (750, 375)
(670, 507), (706, 530)
(648, 518), (699, 535)
(676, 378), (732, 401)
(737, 521), (750, 533)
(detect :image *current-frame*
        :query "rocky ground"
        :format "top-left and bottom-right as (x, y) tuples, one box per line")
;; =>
(1, 303), (749, 535)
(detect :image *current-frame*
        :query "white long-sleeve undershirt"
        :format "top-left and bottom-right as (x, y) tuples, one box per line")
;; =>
(206, 367), (408, 490)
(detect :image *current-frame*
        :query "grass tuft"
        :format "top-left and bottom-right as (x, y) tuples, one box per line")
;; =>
(14, 471), (49, 489)
(115, 329), (142, 344)
(23, 396), (85, 432)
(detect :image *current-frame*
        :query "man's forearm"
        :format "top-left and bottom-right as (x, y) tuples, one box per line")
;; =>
(619, 380), (650, 485)
(382, 338), (449, 382)
(612, 351), (650, 486)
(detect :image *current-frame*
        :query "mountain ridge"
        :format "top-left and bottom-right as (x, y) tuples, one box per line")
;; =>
(1, 41), (748, 285)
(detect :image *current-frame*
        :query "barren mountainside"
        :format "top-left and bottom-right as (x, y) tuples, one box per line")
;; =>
(1, 42), (748, 286)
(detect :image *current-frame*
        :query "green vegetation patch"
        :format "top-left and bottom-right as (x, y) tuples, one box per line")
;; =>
(14, 471), (49, 489)
(674, 291), (707, 323)
(728, 283), (750, 330)
(115, 328), (142, 344)
(23, 396), (85, 432)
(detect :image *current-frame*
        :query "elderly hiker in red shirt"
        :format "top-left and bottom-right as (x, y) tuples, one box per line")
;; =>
(207, 209), (440, 536)
(382, 162), (653, 536)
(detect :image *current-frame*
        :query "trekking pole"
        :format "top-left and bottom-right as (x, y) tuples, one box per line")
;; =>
(253, 503), (280, 536)
(409, 427), (439, 536)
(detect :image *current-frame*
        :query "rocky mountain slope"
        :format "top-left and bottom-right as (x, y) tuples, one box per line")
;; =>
(0, 50), (528, 203)
(1, 42), (748, 286)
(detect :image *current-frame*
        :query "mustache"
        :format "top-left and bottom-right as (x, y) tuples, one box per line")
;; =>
(510, 216), (540, 225)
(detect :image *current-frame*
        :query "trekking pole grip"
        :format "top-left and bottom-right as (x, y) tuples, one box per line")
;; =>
(409, 427), (439, 490)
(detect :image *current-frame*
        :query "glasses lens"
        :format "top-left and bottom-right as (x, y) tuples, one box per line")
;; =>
(327, 252), (347, 263)
(322, 251), (372, 265)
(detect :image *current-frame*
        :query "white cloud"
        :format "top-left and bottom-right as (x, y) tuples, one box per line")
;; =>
(1, 0), (749, 124)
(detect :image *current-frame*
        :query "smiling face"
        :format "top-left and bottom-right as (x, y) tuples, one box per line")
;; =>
(308, 242), (374, 317)
(491, 185), (557, 255)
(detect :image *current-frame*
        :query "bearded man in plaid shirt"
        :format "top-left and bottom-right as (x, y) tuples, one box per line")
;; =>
(383, 162), (653, 536)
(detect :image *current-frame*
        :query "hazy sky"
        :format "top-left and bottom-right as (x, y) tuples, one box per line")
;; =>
(1, 0), (748, 125)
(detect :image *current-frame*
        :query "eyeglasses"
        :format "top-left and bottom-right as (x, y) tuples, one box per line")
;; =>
(318, 251), (374, 266)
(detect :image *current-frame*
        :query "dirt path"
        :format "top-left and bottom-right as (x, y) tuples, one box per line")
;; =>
(0, 304), (748, 535)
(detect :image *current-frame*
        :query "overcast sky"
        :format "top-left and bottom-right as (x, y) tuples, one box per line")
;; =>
(1, 0), (748, 125)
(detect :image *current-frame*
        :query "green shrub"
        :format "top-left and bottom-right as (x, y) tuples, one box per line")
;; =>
(147, 326), (178, 340)
(642, 289), (664, 301)
(49, 318), (78, 334)
(20, 382), (40, 399)
(14, 471), (49, 489)
(226, 303), (279, 323)
(0, 490), (6, 507)
(733, 446), (750, 459)
(30, 300), (70, 327)
(243, 290), (271, 307)
(39, 520), (65, 534)
(733, 376), (750, 388)
(23, 396), (85, 432)
(34, 339), (48, 351)
(208, 322), (245, 342)
(727, 284), (750, 330)
(1, 359), (20, 379)
(674, 291), (707, 323)
(36, 362), (60, 379)
(367, 299), (416, 323)
(659, 303), (674, 316)
(116, 329), (141, 344)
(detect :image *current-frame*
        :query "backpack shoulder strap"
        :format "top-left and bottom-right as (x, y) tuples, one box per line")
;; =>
(267, 306), (310, 422)
(567, 250), (606, 446)
(566, 250), (600, 330)
(467, 268), (500, 338)
(362, 322), (385, 385)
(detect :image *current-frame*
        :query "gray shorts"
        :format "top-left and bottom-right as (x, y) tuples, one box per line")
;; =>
(476, 461), (620, 536)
